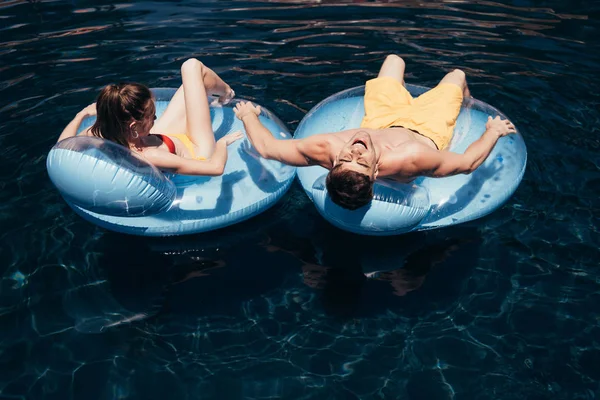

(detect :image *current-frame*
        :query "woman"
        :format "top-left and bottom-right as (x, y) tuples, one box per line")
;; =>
(58, 58), (243, 176)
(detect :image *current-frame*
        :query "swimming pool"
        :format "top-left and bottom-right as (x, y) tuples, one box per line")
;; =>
(0, 1), (599, 398)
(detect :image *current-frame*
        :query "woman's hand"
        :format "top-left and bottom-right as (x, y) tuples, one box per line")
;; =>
(486, 116), (516, 137)
(78, 103), (97, 118)
(58, 103), (97, 142)
(218, 130), (244, 146)
(234, 101), (261, 121)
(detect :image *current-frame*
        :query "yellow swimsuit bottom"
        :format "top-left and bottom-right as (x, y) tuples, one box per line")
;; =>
(168, 133), (206, 160)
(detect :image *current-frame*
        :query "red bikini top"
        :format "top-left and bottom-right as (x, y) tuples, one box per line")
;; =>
(154, 134), (177, 155)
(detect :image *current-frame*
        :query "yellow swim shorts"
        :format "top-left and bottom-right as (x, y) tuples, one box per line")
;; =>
(168, 133), (207, 160)
(360, 76), (463, 150)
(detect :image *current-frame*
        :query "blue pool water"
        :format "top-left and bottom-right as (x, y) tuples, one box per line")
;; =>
(1, 1), (599, 399)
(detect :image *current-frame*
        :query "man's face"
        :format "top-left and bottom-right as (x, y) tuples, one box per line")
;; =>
(334, 131), (379, 178)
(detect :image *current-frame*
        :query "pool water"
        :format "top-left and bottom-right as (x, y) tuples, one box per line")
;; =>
(1, 1), (599, 399)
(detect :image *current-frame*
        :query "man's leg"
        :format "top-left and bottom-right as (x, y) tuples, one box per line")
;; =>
(376, 54), (406, 86)
(439, 69), (471, 98)
(361, 55), (411, 130)
(409, 69), (470, 150)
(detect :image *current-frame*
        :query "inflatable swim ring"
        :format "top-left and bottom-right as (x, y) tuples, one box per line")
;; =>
(47, 88), (296, 236)
(294, 85), (527, 236)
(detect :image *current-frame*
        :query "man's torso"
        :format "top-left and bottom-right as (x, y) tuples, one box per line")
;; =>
(333, 126), (436, 149)
(320, 127), (437, 182)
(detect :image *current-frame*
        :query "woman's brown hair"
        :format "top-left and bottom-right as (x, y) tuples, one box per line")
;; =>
(91, 83), (153, 147)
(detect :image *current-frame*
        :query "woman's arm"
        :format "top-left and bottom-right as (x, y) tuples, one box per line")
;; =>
(144, 131), (243, 176)
(57, 103), (96, 143)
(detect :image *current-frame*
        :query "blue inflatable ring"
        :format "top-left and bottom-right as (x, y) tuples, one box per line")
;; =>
(47, 88), (296, 236)
(294, 85), (527, 236)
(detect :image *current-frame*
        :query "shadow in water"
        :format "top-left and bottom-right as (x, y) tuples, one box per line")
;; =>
(300, 225), (483, 318)
(64, 211), (482, 331)
(63, 234), (173, 333)
(63, 230), (284, 333)
(63, 197), (302, 334)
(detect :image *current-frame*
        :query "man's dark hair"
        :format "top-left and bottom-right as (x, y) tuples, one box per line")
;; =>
(325, 165), (374, 210)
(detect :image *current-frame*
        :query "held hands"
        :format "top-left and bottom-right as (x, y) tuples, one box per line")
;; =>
(218, 130), (244, 146)
(78, 103), (97, 118)
(486, 116), (516, 137)
(234, 101), (261, 121)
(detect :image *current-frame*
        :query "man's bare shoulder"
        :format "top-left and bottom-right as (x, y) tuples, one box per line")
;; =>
(379, 141), (438, 178)
(296, 133), (338, 167)
(383, 140), (434, 161)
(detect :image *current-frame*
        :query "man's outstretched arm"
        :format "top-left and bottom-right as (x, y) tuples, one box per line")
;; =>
(234, 101), (329, 167)
(394, 116), (517, 178)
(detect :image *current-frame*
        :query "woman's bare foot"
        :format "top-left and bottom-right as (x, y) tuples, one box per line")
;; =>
(219, 86), (235, 105)
(210, 85), (235, 106)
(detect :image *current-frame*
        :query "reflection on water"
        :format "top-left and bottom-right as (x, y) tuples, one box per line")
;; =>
(1, 0), (599, 399)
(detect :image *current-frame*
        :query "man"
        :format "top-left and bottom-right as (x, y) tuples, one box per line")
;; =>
(234, 55), (516, 210)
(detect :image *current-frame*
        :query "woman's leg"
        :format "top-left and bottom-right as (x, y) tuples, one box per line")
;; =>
(180, 58), (220, 158)
(153, 58), (233, 157)
(152, 85), (187, 135)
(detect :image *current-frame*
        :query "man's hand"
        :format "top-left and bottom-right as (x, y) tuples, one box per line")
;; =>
(218, 130), (244, 146)
(234, 101), (261, 121)
(486, 116), (516, 137)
